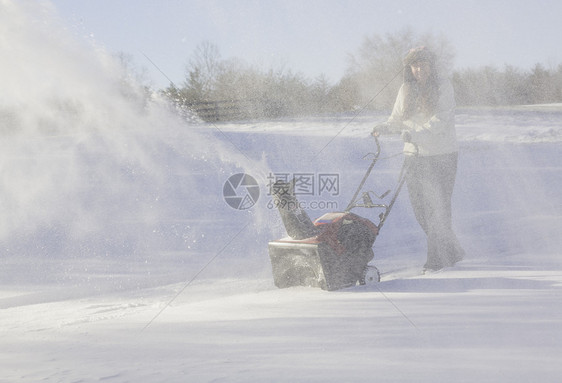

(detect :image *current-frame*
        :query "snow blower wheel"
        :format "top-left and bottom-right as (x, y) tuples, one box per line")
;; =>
(360, 265), (381, 285)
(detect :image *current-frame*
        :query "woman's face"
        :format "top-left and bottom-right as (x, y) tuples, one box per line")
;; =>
(410, 60), (431, 84)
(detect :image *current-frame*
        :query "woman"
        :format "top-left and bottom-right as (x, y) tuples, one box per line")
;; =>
(373, 46), (465, 272)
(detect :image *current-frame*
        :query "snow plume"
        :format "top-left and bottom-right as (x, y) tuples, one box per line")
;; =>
(0, 1), (269, 283)
(453, 142), (561, 261)
(451, 108), (562, 261)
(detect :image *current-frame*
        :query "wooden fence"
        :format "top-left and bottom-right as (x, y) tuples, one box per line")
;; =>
(189, 99), (266, 122)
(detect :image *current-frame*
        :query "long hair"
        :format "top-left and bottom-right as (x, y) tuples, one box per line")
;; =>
(402, 47), (440, 120)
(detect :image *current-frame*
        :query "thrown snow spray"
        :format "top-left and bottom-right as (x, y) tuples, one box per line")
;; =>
(0, 1), (270, 288)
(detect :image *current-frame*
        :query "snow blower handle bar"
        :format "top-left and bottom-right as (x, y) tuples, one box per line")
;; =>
(344, 136), (382, 212)
(344, 134), (415, 232)
(376, 141), (418, 230)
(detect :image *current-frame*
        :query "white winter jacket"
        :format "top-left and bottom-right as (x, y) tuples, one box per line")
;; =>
(388, 79), (458, 157)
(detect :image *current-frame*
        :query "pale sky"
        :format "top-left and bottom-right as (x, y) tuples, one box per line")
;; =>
(50, 0), (562, 89)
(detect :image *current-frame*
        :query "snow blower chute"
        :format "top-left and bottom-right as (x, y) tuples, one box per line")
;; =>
(268, 137), (409, 291)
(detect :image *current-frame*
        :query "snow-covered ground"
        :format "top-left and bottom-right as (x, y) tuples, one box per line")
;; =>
(1, 2), (562, 382)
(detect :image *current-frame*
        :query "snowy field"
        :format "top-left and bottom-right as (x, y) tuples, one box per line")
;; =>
(2, 2), (562, 382)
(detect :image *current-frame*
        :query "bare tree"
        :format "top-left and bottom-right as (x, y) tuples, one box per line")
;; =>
(184, 41), (224, 100)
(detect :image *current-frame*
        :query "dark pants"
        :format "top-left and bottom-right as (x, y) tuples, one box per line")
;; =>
(405, 152), (465, 270)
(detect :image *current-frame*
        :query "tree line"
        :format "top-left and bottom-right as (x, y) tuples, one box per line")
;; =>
(160, 31), (562, 122)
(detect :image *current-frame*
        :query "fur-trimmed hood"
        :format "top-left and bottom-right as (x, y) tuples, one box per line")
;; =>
(403, 46), (436, 83)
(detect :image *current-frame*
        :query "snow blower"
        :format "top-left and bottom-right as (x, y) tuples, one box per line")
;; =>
(268, 137), (410, 291)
